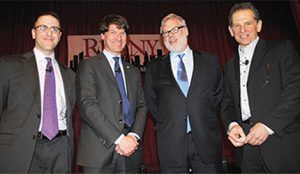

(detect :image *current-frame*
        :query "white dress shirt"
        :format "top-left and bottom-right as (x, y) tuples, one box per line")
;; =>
(229, 37), (274, 134)
(34, 47), (67, 131)
(170, 46), (194, 85)
(239, 37), (259, 121)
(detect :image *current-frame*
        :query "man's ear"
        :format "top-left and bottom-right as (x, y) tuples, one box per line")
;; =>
(31, 29), (36, 39)
(257, 20), (262, 33)
(228, 25), (234, 37)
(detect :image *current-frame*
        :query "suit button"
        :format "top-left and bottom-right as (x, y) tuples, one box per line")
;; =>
(118, 100), (122, 104)
(119, 119), (123, 124)
(103, 140), (106, 144)
(32, 135), (36, 139)
(37, 114), (41, 118)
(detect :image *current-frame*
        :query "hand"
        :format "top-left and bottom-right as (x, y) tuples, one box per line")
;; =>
(227, 124), (247, 147)
(245, 122), (269, 146)
(115, 135), (139, 157)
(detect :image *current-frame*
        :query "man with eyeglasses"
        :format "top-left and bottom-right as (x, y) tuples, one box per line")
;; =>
(222, 2), (300, 173)
(0, 11), (75, 173)
(145, 13), (223, 173)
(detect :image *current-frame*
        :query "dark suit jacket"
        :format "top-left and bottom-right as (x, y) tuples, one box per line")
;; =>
(222, 39), (300, 172)
(144, 50), (223, 168)
(0, 51), (76, 172)
(76, 53), (147, 170)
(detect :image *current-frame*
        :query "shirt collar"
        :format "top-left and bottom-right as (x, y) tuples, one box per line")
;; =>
(170, 46), (191, 60)
(238, 36), (259, 56)
(33, 47), (56, 63)
(103, 49), (121, 62)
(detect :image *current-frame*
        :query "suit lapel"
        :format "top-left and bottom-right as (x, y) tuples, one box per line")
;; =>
(233, 54), (240, 85)
(248, 39), (266, 82)
(122, 61), (133, 101)
(97, 53), (119, 86)
(22, 52), (41, 112)
(188, 51), (207, 96)
(59, 63), (72, 120)
(187, 51), (198, 96)
(163, 54), (186, 97)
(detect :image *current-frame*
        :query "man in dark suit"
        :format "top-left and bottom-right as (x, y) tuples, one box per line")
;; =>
(222, 2), (300, 173)
(0, 11), (75, 173)
(76, 14), (147, 173)
(144, 13), (223, 173)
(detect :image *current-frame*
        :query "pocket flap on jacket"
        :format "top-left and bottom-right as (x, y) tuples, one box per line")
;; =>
(0, 133), (14, 145)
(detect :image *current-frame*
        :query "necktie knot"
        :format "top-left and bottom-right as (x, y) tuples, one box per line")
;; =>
(113, 57), (121, 74)
(45, 57), (51, 62)
(113, 56), (119, 62)
(45, 57), (53, 72)
(177, 53), (185, 60)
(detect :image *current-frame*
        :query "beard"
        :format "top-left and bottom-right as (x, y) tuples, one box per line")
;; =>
(164, 36), (188, 53)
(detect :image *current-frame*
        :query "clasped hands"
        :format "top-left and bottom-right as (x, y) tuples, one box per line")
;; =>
(227, 122), (270, 147)
(115, 134), (139, 157)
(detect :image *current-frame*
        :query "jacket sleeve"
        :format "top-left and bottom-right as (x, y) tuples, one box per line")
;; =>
(144, 61), (158, 120)
(262, 40), (300, 137)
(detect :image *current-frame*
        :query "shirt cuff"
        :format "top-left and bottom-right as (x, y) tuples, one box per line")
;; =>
(263, 124), (274, 135)
(128, 132), (140, 140)
(114, 134), (125, 144)
(228, 122), (239, 132)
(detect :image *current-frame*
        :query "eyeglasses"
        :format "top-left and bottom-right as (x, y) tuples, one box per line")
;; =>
(34, 25), (61, 34)
(161, 25), (186, 38)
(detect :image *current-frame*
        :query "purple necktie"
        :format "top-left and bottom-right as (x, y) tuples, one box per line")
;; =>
(42, 57), (58, 140)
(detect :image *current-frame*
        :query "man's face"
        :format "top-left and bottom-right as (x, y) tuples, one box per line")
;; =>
(31, 15), (62, 55)
(229, 9), (262, 47)
(161, 18), (188, 53)
(101, 24), (127, 56)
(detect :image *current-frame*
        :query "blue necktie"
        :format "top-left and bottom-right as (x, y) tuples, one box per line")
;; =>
(113, 57), (134, 127)
(176, 54), (191, 133)
(42, 57), (58, 140)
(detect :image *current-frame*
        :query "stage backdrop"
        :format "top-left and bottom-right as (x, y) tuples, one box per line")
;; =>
(67, 34), (167, 69)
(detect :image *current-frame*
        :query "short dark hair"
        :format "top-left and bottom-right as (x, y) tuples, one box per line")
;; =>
(228, 2), (260, 26)
(33, 11), (61, 29)
(99, 14), (129, 34)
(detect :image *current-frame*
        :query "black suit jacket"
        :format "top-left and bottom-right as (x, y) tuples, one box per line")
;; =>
(222, 39), (300, 172)
(0, 51), (76, 172)
(144, 50), (223, 168)
(76, 53), (147, 169)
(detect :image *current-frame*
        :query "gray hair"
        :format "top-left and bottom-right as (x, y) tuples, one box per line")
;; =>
(160, 13), (187, 34)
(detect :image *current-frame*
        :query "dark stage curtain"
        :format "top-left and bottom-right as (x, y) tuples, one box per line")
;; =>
(0, 1), (299, 173)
